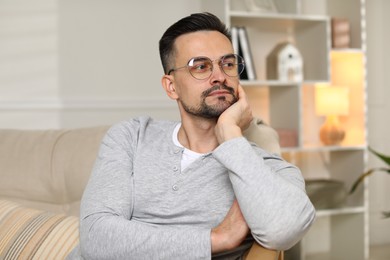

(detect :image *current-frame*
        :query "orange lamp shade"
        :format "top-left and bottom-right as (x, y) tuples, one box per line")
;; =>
(315, 84), (349, 116)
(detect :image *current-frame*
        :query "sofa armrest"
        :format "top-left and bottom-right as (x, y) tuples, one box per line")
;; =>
(0, 199), (79, 259)
(243, 118), (281, 155)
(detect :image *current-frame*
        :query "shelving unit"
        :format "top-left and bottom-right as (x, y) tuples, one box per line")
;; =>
(202, 0), (368, 259)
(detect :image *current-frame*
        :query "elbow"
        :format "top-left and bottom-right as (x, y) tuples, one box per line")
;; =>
(79, 231), (101, 260)
(79, 221), (109, 260)
(253, 201), (316, 250)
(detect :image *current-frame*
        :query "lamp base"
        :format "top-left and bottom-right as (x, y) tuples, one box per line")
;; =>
(319, 115), (345, 145)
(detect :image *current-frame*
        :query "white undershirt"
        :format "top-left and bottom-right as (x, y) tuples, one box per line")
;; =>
(172, 123), (205, 171)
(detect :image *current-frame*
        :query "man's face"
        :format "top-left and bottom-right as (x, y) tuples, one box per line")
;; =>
(170, 31), (240, 119)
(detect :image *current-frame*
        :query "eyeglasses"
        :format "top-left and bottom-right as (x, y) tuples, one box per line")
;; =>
(167, 54), (245, 80)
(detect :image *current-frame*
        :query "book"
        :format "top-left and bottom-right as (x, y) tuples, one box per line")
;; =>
(331, 18), (351, 48)
(231, 26), (247, 80)
(231, 26), (239, 56)
(237, 27), (256, 80)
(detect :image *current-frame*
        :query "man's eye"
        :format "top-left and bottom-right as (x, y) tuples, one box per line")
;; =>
(193, 63), (210, 71)
(222, 62), (235, 69)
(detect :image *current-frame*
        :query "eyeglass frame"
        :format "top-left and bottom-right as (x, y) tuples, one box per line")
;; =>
(167, 53), (245, 80)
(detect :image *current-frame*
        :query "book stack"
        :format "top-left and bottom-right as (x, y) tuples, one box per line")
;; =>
(231, 26), (256, 80)
(331, 18), (350, 48)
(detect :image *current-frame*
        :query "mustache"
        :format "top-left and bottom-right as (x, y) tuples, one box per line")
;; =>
(201, 84), (235, 98)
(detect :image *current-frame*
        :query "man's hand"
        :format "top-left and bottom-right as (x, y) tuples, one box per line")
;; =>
(215, 85), (253, 144)
(211, 200), (249, 253)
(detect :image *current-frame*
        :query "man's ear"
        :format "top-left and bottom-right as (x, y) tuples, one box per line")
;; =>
(161, 75), (179, 100)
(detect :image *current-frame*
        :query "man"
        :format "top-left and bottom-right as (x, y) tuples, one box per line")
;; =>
(69, 12), (315, 259)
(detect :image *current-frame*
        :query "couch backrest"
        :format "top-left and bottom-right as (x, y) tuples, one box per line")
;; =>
(0, 118), (279, 216)
(0, 126), (109, 216)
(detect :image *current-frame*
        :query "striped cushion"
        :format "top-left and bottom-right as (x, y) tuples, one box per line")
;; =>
(0, 200), (79, 260)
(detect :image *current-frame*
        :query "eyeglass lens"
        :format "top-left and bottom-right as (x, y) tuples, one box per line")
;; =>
(187, 54), (245, 80)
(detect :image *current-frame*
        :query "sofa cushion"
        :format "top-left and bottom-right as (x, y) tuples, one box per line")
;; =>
(0, 129), (68, 204)
(0, 126), (109, 215)
(51, 126), (110, 205)
(0, 199), (79, 260)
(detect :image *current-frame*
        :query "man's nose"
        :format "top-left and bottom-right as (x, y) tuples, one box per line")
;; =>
(209, 63), (226, 83)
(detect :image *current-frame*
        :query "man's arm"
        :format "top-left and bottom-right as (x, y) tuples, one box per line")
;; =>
(214, 85), (316, 250)
(211, 200), (249, 253)
(213, 138), (315, 250)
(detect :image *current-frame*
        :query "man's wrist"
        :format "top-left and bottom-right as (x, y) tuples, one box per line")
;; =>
(211, 227), (235, 253)
(215, 124), (242, 143)
(211, 228), (223, 253)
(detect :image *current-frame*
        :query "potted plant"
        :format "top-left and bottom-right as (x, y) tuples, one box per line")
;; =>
(349, 146), (390, 218)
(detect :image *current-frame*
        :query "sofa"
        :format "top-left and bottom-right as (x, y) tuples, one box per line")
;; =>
(0, 118), (280, 259)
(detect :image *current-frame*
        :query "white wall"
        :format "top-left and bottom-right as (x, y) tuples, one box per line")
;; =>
(58, 0), (203, 127)
(0, 0), (201, 129)
(0, 0), (61, 128)
(366, 0), (390, 246)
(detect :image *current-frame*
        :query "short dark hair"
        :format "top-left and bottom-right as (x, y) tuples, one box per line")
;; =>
(159, 12), (231, 74)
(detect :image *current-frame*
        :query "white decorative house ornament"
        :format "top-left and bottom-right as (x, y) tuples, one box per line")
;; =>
(266, 42), (303, 82)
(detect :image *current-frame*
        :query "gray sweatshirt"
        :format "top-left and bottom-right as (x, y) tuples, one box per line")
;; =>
(68, 116), (315, 260)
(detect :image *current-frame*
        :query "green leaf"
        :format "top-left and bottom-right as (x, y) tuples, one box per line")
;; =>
(349, 167), (390, 194)
(349, 169), (375, 194)
(351, 147), (390, 219)
(382, 211), (390, 219)
(369, 146), (390, 166)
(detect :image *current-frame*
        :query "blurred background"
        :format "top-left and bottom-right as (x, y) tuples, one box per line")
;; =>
(0, 0), (389, 258)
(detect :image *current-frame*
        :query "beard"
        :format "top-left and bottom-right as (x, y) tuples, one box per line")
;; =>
(180, 84), (238, 119)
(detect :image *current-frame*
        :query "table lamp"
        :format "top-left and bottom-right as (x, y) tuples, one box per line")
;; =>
(315, 84), (349, 145)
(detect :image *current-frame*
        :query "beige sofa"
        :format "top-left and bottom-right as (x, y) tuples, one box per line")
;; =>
(0, 125), (109, 259)
(0, 119), (279, 259)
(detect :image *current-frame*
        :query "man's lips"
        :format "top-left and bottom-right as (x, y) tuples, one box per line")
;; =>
(208, 90), (232, 96)
(201, 84), (235, 99)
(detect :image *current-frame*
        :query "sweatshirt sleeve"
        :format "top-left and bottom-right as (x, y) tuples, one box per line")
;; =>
(78, 120), (211, 260)
(213, 137), (316, 250)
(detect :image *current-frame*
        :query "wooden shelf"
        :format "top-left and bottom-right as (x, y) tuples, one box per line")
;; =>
(315, 206), (366, 217)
